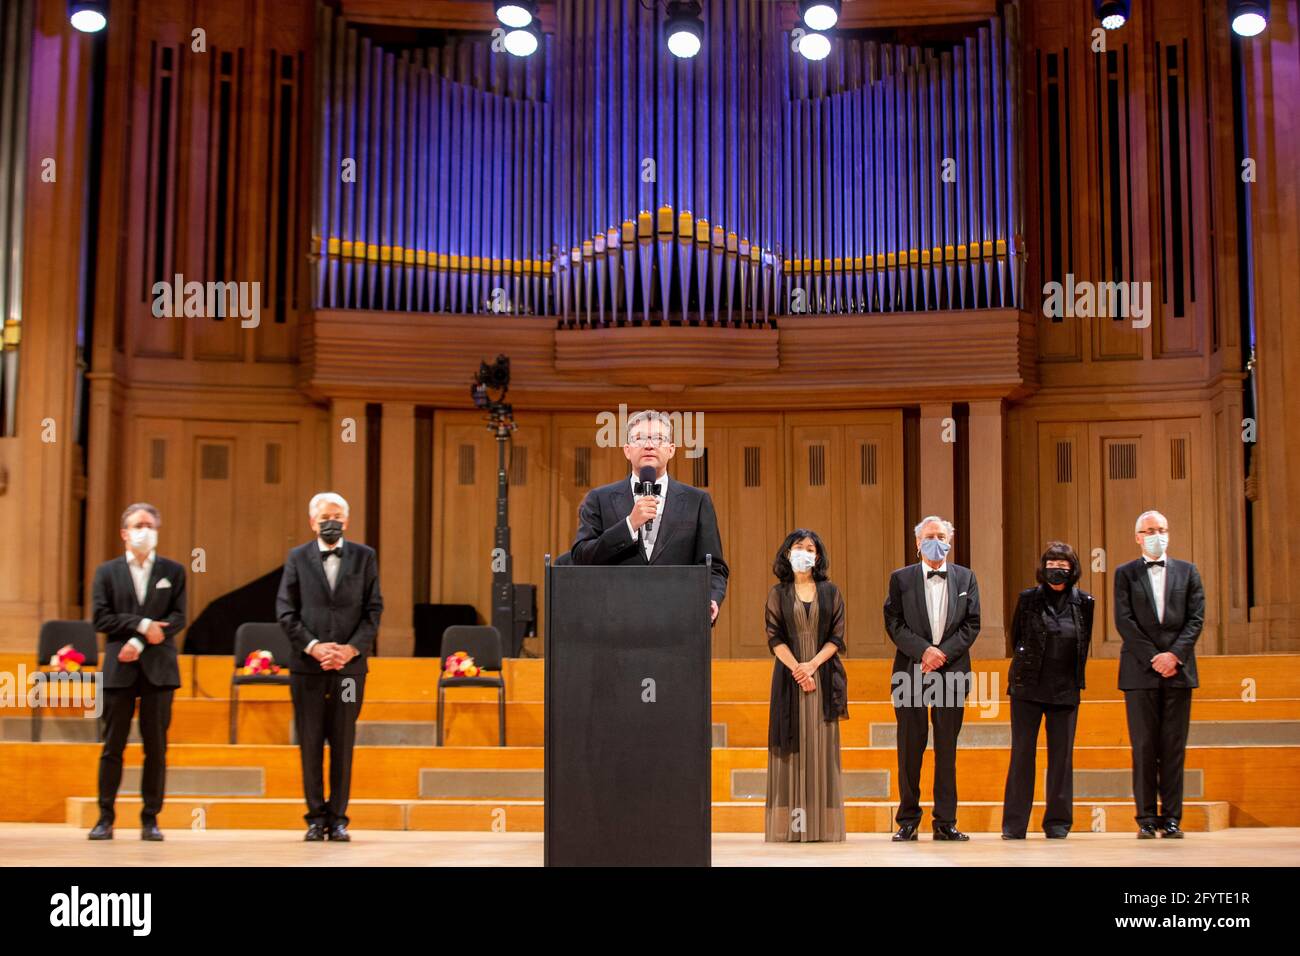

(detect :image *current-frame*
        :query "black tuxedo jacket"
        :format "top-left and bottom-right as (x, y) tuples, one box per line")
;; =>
(92, 555), (187, 689)
(1113, 556), (1204, 690)
(275, 540), (383, 676)
(570, 475), (729, 608)
(883, 562), (981, 676)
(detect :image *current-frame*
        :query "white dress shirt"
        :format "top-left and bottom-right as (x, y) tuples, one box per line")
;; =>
(126, 549), (156, 653)
(1145, 557), (1166, 624)
(922, 561), (949, 644)
(625, 473), (667, 560)
(304, 536), (344, 654)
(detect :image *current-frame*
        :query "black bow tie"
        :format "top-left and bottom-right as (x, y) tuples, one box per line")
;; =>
(1144, 560), (1165, 568)
(321, 549), (341, 561)
(927, 570), (947, 579)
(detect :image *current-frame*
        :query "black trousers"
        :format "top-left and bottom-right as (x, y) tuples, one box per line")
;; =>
(1124, 684), (1193, 827)
(1001, 696), (1079, 836)
(97, 672), (174, 824)
(894, 696), (965, 828)
(291, 671), (366, 827)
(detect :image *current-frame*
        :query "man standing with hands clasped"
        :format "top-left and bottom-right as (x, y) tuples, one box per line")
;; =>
(277, 492), (383, 843)
(1114, 509), (1204, 839)
(883, 516), (981, 842)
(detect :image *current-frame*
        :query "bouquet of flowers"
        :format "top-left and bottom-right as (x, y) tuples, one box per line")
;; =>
(443, 651), (480, 678)
(50, 644), (86, 673)
(241, 649), (283, 676)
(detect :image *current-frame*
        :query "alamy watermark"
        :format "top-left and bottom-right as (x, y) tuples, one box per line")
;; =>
(0, 665), (103, 719)
(151, 273), (261, 328)
(1042, 273), (1152, 329)
(891, 665), (1001, 718)
(595, 403), (704, 459)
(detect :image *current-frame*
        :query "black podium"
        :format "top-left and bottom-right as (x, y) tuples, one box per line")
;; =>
(544, 559), (712, 866)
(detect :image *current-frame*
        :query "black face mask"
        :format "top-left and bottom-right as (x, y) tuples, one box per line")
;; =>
(1043, 567), (1071, 587)
(318, 519), (344, 544)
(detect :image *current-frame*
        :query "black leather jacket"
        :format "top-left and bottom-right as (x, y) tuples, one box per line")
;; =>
(1008, 585), (1095, 690)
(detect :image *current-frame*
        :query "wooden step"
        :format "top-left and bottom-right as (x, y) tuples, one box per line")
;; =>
(4, 653), (1298, 705)
(5, 740), (1296, 825)
(63, 796), (1231, 833)
(10, 696), (1295, 748)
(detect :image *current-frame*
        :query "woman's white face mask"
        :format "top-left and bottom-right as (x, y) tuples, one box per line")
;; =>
(789, 549), (816, 573)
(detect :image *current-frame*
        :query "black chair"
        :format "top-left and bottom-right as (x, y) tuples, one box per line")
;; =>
(32, 620), (99, 742)
(230, 622), (294, 744)
(437, 625), (506, 747)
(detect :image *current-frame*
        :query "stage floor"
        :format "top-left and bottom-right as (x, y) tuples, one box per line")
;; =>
(2, 824), (1296, 866)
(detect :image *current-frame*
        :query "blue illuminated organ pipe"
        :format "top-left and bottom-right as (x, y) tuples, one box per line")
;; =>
(310, 0), (1024, 322)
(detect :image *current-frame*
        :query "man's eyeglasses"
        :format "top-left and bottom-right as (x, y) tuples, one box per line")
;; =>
(627, 435), (670, 447)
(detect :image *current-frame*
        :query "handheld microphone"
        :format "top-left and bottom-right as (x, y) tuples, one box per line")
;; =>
(637, 465), (658, 533)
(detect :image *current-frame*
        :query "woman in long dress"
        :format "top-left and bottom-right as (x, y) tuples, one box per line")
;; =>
(764, 528), (849, 842)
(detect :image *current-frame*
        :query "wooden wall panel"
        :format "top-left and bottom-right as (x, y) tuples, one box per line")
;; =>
(430, 411), (552, 630)
(786, 412), (904, 658)
(841, 420), (905, 656)
(719, 423), (785, 658)
(127, 416), (304, 627)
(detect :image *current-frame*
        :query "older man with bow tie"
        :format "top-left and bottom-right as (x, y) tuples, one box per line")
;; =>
(1114, 509), (1205, 839)
(883, 515), (981, 842)
(276, 492), (383, 842)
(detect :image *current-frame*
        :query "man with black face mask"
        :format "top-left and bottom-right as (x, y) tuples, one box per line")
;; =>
(1001, 542), (1094, 840)
(276, 491), (383, 842)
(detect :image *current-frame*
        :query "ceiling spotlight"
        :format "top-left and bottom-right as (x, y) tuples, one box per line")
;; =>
(665, 1), (703, 59)
(798, 30), (831, 61)
(1230, 0), (1269, 36)
(504, 20), (541, 57)
(495, 2), (536, 29)
(69, 0), (107, 32)
(799, 1), (841, 32)
(1094, 0), (1130, 29)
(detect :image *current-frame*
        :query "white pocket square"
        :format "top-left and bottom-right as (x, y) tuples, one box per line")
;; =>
(156, 578), (172, 589)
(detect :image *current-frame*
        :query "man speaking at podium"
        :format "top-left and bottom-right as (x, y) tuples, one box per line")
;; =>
(571, 409), (728, 624)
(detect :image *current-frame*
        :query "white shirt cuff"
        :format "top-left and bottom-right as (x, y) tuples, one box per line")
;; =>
(128, 637), (146, 652)
(136, 618), (152, 635)
(626, 516), (636, 540)
(305, 639), (319, 653)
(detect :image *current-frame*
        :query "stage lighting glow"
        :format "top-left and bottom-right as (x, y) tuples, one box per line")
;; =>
(800, 1), (841, 32)
(504, 22), (540, 57)
(69, 1), (107, 32)
(799, 30), (831, 61)
(495, 2), (535, 30)
(665, 2), (703, 59)
(1095, 0), (1130, 29)
(1230, 1), (1269, 36)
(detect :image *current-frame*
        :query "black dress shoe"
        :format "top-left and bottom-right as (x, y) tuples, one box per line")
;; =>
(327, 824), (351, 842)
(304, 823), (326, 842)
(140, 822), (164, 841)
(891, 824), (919, 842)
(88, 820), (113, 841)
(1160, 821), (1185, 839)
(1001, 832), (1026, 840)
(933, 824), (970, 841)
(1044, 829), (1070, 839)
(1137, 825), (1159, 839)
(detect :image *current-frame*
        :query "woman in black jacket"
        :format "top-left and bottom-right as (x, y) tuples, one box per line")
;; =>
(1001, 541), (1095, 840)
(764, 529), (849, 842)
